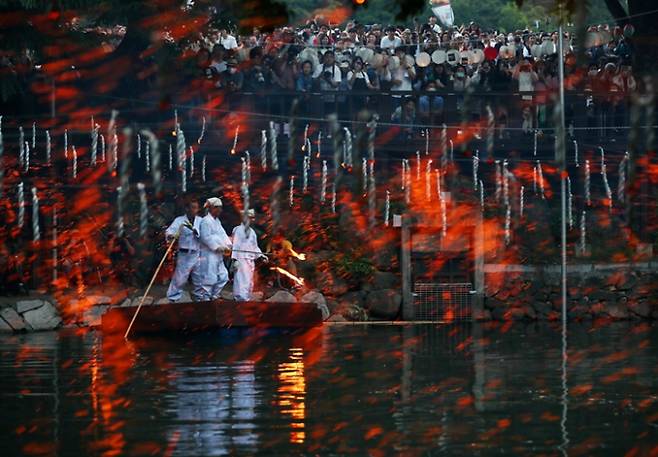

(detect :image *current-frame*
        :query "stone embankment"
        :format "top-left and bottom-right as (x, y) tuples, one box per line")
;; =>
(1, 263), (657, 332)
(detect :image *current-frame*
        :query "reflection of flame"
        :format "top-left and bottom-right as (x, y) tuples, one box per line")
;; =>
(277, 348), (306, 444)
(271, 266), (305, 286)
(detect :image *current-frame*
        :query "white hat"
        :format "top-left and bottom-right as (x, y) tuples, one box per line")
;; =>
(205, 197), (223, 208)
(245, 209), (255, 217)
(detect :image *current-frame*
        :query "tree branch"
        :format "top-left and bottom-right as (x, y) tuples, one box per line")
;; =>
(604, 0), (630, 26)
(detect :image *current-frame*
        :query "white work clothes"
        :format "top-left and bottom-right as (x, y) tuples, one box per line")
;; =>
(231, 224), (263, 301)
(166, 215), (202, 302)
(192, 214), (232, 301)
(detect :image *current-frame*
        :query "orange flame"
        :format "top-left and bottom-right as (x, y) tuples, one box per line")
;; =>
(271, 266), (305, 286)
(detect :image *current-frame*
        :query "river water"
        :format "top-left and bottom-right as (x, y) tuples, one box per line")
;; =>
(1, 322), (657, 456)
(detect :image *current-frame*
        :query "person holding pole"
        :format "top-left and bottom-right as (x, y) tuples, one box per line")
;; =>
(165, 198), (202, 302)
(231, 209), (267, 301)
(192, 197), (232, 301)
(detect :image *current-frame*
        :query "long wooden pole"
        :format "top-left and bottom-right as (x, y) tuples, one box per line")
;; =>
(124, 231), (180, 339)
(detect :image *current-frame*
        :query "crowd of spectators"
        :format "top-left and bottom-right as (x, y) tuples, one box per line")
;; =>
(183, 17), (637, 134)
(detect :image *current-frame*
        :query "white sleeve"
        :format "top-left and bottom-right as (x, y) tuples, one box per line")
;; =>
(165, 217), (182, 238)
(334, 66), (342, 83)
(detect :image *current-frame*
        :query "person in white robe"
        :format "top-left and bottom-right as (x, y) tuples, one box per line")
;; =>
(192, 197), (232, 301)
(166, 199), (202, 302)
(231, 210), (267, 301)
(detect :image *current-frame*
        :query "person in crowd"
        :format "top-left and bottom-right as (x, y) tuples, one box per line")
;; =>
(380, 27), (402, 51)
(512, 58), (539, 133)
(231, 209), (267, 301)
(347, 56), (375, 114)
(220, 28), (238, 50)
(391, 97), (417, 139)
(313, 50), (341, 118)
(390, 47), (416, 95)
(295, 60), (315, 92)
(165, 199), (202, 302)
(418, 80), (444, 125)
(192, 198), (232, 301)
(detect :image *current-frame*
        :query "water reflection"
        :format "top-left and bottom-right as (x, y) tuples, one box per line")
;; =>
(1, 322), (658, 455)
(277, 348), (306, 444)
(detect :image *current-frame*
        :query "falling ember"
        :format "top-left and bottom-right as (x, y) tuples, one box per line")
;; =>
(533, 129), (538, 156)
(441, 196), (447, 238)
(449, 139), (454, 161)
(271, 266), (305, 286)
(45, 129), (52, 164)
(19, 126), (25, 169)
(289, 175), (294, 207)
(72, 145), (77, 179)
(197, 116), (206, 144)
(480, 179), (484, 209)
(303, 155), (310, 193)
(17, 182), (24, 229)
(31, 187), (39, 242)
(441, 124), (448, 169)
(331, 182), (337, 214)
(63, 128), (68, 160)
(145, 141), (151, 173)
(600, 147), (612, 210)
(91, 122), (99, 166)
(202, 155), (206, 183)
(425, 159), (433, 201)
(137, 183), (148, 237)
(567, 176), (573, 229)
(169, 144), (173, 171)
(31, 122), (36, 149)
(495, 159), (501, 202)
(302, 124), (309, 151)
(261, 130), (268, 171)
(269, 122), (279, 170)
(99, 133), (104, 163)
(231, 125), (240, 155)
(520, 185), (525, 217)
(585, 159), (591, 206)
(503, 160), (510, 208)
(537, 160), (545, 199)
(573, 140), (579, 167)
(343, 127), (353, 167)
(116, 186), (124, 237)
(618, 152), (628, 203)
(404, 159), (411, 205)
(473, 152), (479, 191)
(425, 128), (429, 156)
(385, 190), (390, 227)
(189, 145), (195, 178)
(320, 160), (327, 203)
(416, 150), (421, 181)
(137, 133), (142, 159)
(24, 142), (30, 172)
(362, 158), (368, 195)
(580, 210), (587, 253)
(504, 205), (511, 245)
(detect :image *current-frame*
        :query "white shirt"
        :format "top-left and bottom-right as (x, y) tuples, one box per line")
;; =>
(313, 64), (342, 84)
(166, 215), (201, 251)
(198, 214), (232, 252)
(380, 36), (402, 51)
(221, 34), (238, 50)
(231, 225), (262, 260)
(391, 67), (413, 92)
(346, 70), (371, 87)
